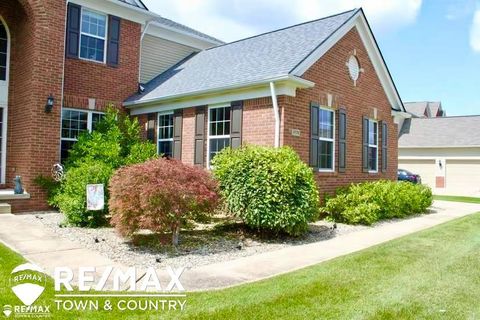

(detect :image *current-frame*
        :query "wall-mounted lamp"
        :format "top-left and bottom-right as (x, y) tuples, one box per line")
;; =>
(45, 94), (54, 113)
(438, 160), (443, 169)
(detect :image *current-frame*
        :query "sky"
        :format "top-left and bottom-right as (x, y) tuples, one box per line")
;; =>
(142, 0), (480, 116)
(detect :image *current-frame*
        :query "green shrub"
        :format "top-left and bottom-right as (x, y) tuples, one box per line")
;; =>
(212, 145), (320, 236)
(323, 180), (433, 225)
(33, 175), (60, 207)
(53, 161), (114, 227)
(47, 106), (157, 227)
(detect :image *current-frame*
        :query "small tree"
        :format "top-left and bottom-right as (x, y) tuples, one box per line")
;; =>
(109, 158), (219, 246)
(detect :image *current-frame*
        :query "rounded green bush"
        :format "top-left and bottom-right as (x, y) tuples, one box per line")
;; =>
(323, 180), (433, 225)
(53, 161), (114, 227)
(212, 145), (320, 236)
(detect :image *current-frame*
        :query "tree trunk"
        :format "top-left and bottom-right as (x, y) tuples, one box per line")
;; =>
(172, 225), (180, 247)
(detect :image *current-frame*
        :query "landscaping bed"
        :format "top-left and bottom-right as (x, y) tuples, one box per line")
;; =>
(26, 211), (367, 269)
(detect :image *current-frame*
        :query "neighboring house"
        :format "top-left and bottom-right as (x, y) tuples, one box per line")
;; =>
(0, 2), (408, 213)
(404, 101), (445, 118)
(127, 8), (408, 197)
(0, 0), (221, 212)
(399, 115), (480, 196)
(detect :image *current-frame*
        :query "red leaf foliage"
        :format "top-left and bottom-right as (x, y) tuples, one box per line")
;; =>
(109, 158), (219, 239)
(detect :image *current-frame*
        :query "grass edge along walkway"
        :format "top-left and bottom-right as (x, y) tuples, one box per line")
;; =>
(1, 212), (480, 319)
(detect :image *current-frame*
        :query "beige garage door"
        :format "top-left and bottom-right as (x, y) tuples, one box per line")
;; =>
(446, 160), (480, 196)
(398, 159), (435, 189)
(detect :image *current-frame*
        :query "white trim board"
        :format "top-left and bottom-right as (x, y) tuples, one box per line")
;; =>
(290, 9), (404, 113)
(128, 78), (312, 115)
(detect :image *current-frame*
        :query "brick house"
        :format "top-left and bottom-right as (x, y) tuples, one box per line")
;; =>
(0, 1), (408, 213)
(127, 9), (409, 197)
(0, 0), (222, 212)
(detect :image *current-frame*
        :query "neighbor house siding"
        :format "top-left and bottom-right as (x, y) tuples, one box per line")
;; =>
(280, 26), (398, 198)
(140, 35), (199, 84)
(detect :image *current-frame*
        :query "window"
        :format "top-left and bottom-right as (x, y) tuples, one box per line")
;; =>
(60, 109), (104, 162)
(318, 108), (335, 171)
(157, 112), (174, 158)
(208, 105), (231, 166)
(80, 9), (107, 62)
(368, 119), (378, 172)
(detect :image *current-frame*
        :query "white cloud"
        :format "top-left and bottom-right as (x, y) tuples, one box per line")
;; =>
(142, 0), (422, 42)
(470, 9), (480, 52)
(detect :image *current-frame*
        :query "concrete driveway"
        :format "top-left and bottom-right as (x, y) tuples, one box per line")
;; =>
(0, 200), (478, 291)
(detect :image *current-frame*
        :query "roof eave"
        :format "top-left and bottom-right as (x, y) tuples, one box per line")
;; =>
(124, 75), (314, 108)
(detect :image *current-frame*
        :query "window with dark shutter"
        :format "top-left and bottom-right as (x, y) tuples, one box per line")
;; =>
(382, 122), (388, 172)
(66, 3), (81, 58)
(146, 114), (155, 142)
(310, 102), (320, 169)
(362, 116), (369, 173)
(338, 108), (347, 173)
(107, 15), (121, 66)
(194, 106), (206, 166)
(230, 101), (243, 149)
(173, 109), (183, 160)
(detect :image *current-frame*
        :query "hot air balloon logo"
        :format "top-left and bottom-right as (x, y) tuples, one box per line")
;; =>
(9, 263), (46, 306)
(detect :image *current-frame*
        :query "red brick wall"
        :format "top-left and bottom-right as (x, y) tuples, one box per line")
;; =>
(0, 0), (66, 212)
(63, 18), (141, 111)
(281, 26), (398, 198)
(136, 26), (398, 203)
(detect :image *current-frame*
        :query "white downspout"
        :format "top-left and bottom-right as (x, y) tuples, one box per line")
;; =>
(269, 82), (280, 148)
(138, 19), (155, 83)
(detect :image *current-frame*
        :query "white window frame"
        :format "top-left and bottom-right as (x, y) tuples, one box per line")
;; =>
(318, 107), (335, 172)
(60, 108), (105, 161)
(207, 104), (231, 168)
(157, 111), (174, 156)
(79, 7), (108, 64)
(368, 119), (378, 173)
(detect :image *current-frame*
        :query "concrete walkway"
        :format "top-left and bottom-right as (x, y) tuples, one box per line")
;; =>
(0, 200), (479, 291)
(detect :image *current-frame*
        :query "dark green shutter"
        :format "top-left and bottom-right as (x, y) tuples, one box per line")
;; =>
(230, 101), (243, 149)
(146, 114), (155, 142)
(310, 102), (320, 168)
(362, 116), (369, 173)
(338, 108), (347, 173)
(381, 122), (388, 172)
(107, 15), (121, 67)
(194, 106), (206, 166)
(173, 109), (183, 160)
(66, 3), (81, 58)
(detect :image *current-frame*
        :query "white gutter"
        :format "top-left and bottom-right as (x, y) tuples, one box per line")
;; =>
(138, 19), (155, 83)
(269, 82), (280, 148)
(124, 75), (314, 107)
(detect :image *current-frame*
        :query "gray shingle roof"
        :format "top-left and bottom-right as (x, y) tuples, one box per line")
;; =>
(399, 116), (480, 147)
(127, 9), (358, 103)
(404, 102), (429, 117)
(154, 17), (225, 45)
(404, 101), (444, 118)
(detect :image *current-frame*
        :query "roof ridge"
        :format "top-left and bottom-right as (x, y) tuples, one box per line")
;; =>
(411, 115), (480, 119)
(206, 8), (358, 51)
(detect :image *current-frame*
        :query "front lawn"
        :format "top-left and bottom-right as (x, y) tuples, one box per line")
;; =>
(434, 195), (480, 204)
(2, 213), (480, 319)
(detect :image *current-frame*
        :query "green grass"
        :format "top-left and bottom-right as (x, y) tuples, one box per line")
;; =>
(433, 195), (480, 204)
(2, 213), (480, 319)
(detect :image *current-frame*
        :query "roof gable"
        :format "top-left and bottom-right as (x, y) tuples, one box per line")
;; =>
(126, 8), (404, 113)
(290, 9), (404, 112)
